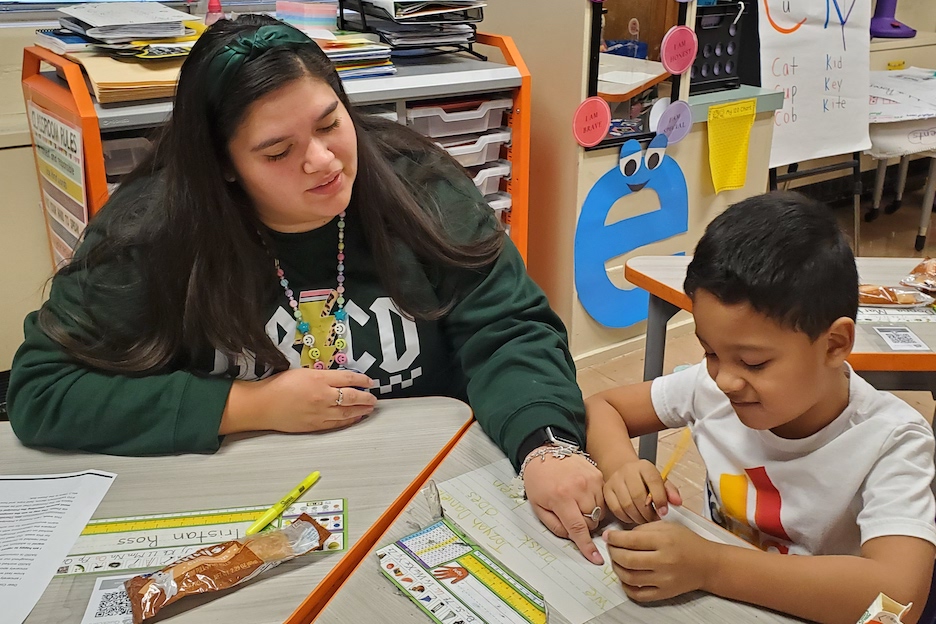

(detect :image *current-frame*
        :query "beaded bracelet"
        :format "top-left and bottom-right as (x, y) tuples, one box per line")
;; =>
(511, 444), (598, 499)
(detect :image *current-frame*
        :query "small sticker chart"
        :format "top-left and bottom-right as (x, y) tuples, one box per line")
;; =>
(59, 499), (346, 576)
(378, 518), (546, 624)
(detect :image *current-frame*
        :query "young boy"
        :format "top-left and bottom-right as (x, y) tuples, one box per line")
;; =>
(586, 192), (936, 624)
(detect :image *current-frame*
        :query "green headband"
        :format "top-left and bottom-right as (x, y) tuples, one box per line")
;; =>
(206, 24), (312, 107)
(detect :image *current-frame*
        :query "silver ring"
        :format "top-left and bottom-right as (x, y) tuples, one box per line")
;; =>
(336, 388), (344, 406)
(583, 506), (601, 523)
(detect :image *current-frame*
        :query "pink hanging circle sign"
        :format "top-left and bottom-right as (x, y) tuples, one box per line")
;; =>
(572, 97), (611, 148)
(661, 25), (698, 75)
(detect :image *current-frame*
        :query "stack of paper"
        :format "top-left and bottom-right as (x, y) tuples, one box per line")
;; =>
(66, 51), (183, 103)
(319, 33), (396, 79)
(58, 3), (193, 44)
(869, 68), (936, 123)
(277, 0), (339, 41)
(362, 0), (484, 22)
(343, 11), (474, 48)
(342, 0), (483, 53)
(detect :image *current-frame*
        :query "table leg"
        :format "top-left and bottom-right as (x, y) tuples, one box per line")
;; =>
(886, 155), (911, 215)
(866, 158), (887, 222)
(638, 295), (680, 463)
(916, 158), (936, 252)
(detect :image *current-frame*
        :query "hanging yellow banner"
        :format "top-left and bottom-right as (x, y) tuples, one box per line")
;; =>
(707, 98), (757, 194)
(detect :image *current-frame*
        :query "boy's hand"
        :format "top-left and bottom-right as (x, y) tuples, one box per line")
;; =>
(604, 521), (717, 602)
(604, 459), (682, 524)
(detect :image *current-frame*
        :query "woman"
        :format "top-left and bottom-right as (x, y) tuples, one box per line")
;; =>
(9, 15), (605, 563)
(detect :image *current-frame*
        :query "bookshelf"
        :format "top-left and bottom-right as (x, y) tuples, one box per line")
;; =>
(22, 32), (531, 266)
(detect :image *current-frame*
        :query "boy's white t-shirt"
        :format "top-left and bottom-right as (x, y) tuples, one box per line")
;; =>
(650, 362), (936, 556)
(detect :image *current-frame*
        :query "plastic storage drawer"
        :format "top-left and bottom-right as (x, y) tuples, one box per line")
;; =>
(468, 159), (511, 196)
(436, 128), (511, 167)
(407, 98), (512, 138)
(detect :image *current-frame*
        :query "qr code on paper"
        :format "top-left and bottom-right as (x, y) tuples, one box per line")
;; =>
(94, 590), (131, 619)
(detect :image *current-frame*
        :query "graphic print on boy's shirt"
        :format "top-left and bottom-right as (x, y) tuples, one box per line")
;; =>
(211, 292), (424, 395)
(707, 466), (793, 555)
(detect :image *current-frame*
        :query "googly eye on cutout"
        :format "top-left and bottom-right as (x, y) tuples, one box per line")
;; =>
(618, 139), (643, 177)
(645, 133), (669, 171)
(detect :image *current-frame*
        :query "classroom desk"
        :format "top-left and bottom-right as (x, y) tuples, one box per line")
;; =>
(3, 397), (472, 624)
(597, 53), (670, 103)
(315, 423), (799, 624)
(625, 255), (936, 462)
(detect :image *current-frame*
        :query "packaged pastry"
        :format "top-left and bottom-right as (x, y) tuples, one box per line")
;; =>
(900, 257), (936, 293)
(125, 513), (330, 623)
(858, 284), (933, 307)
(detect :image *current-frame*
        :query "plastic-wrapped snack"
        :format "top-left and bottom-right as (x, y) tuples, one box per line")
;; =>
(900, 258), (936, 293)
(858, 284), (932, 306)
(125, 513), (330, 623)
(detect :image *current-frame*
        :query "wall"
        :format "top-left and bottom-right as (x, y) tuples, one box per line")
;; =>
(893, 0), (936, 32)
(0, 26), (49, 369)
(569, 112), (776, 359)
(482, 0), (590, 324)
(0, 145), (50, 369)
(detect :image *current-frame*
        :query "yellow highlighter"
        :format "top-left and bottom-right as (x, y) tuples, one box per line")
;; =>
(245, 470), (321, 536)
(646, 428), (692, 508)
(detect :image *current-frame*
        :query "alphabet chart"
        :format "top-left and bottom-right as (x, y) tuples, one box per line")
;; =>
(377, 517), (547, 624)
(58, 499), (346, 575)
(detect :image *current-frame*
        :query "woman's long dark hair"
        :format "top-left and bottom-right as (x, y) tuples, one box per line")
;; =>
(39, 14), (503, 374)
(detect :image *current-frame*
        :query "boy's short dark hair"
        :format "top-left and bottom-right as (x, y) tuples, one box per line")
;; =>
(684, 191), (858, 340)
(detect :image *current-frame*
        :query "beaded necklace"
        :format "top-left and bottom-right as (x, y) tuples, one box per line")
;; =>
(273, 211), (349, 370)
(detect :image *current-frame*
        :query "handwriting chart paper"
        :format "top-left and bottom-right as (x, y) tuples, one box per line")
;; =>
(439, 460), (625, 623)
(438, 460), (751, 624)
(759, 0), (871, 168)
(59, 499), (346, 576)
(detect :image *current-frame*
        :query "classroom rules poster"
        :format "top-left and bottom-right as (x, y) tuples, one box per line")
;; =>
(760, 0), (871, 168)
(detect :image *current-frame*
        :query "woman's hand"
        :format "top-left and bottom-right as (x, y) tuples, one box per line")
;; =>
(522, 451), (607, 565)
(221, 368), (377, 434)
(604, 459), (682, 525)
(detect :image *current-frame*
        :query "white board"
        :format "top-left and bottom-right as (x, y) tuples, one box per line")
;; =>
(759, 0), (871, 168)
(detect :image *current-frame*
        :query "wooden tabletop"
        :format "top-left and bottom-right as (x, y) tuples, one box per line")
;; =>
(315, 423), (798, 624)
(6, 397), (472, 624)
(625, 256), (936, 372)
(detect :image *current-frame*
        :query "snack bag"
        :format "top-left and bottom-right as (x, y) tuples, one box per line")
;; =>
(125, 513), (330, 623)
(856, 593), (912, 624)
(900, 258), (936, 293)
(859, 284), (924, 306)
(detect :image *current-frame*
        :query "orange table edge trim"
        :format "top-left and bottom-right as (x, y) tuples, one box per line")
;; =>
(283, 414), (475, 623)
(624, 264), (936, 373)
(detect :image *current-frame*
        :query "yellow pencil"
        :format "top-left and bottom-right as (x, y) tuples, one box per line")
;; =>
(646, 428), (692, 507)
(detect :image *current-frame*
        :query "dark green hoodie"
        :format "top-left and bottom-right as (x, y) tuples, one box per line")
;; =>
(8, 155), (585, 468)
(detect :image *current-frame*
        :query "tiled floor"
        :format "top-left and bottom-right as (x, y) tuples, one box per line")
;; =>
(579, 183), (936, 515)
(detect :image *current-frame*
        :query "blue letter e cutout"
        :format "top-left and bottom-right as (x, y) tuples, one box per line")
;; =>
(574, 135), (689, 328)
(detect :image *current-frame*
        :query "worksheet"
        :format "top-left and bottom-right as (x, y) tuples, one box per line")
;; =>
(0, 470), (115, 624)
(438, 460), (747, 624)
(378, 517), (547, 624)
(60, 499), (346, 575)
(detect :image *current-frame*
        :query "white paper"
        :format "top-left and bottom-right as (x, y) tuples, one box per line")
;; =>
(80, 574), (136, 624)
(439, 459), (742, 624)
(873, 326), (930, 351)
(858, 307), (936, 323)
(0, 470), (116, 624)
(59, 3), (191, 27)
(759, 1), (871, 168)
